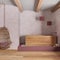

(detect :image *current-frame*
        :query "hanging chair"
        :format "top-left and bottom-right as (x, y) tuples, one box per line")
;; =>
(0, 27), (11, 49)
(0, 3), (11, 49)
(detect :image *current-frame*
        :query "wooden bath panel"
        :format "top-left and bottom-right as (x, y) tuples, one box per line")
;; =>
(25, 35), (56, 46)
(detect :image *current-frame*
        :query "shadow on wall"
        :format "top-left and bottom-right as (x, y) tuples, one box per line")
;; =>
(51, 9), (60, 45)
(11, 0), (16, 6)
(41, 10), (56, 36)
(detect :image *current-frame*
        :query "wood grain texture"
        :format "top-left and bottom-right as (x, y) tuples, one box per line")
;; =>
(51, 2), (60, 12)
(0, 50), (60, 60)
(14, 0), (23, 12)
(25, 35), (56, 46)
(35, 0), (43, 12)
(0, 27), (11, 49)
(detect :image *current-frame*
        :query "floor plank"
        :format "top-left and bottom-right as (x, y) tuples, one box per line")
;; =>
(0, 50), (60, 60)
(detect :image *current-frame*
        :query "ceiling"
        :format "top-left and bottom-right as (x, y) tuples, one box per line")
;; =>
(0, 0), (60, 10)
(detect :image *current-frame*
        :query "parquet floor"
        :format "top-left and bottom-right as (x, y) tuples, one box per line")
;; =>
(0, 50), (60, 60)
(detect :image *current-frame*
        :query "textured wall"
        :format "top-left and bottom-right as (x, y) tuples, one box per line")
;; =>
(0, 5), (19, 50)
(20, 10), (54, 36)
(52, 9), (60, 45)
(20, 11), (43, 36)
(0, 0), (13, 4)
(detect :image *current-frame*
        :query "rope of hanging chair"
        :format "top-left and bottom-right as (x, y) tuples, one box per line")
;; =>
(18, 9), (20, 41)
(0, 0), (12, 49)
(2, 0), (5, 27)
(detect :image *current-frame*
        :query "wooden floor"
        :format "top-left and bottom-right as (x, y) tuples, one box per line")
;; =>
(0, 50), (60, 60)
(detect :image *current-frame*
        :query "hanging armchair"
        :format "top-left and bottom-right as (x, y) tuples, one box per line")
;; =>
(0, 1), (11, 49)
(0, 27), (11, 49)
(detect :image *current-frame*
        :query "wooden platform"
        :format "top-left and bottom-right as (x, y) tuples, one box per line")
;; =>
(0, 50), (60, 60)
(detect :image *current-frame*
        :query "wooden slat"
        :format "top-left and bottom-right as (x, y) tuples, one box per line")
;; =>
(14, 0), (23, 12)
(35, 0), (43, 12)
(51, 2), (60, 12)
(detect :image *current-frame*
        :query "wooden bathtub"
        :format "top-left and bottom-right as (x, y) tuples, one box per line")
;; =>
(20, 35), (57, 46)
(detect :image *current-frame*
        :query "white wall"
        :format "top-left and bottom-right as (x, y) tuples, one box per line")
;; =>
(20, 11), (43, 36)
(20, 10), (55, 36)
(42, 10), (53, 35)
(5, 5), (19, 50)
(52, 9), (60, 44)
(0, 4), (4, 27)
(0, 5), (19, 50)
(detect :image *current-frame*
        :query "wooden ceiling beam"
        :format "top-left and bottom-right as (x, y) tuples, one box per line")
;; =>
(35, 0), (43, 12)
(14, 0), (23, 12)
(51, 2), (60, 12)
